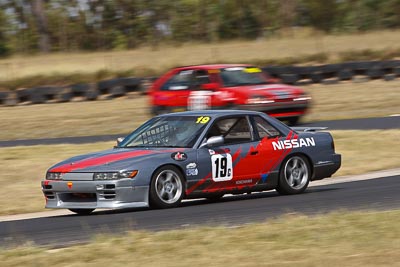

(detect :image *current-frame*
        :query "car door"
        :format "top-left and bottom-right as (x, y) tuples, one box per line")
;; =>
(192, 115), (265, 194)
(246, 115), (287, 186)
(156, 69), (195, 112)
(187, 69), (214, 111)
(155, 68), (214, 112)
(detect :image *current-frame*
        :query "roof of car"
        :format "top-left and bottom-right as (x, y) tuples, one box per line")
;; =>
(158, 109), (265, 117)
(175, 64), (252, 70)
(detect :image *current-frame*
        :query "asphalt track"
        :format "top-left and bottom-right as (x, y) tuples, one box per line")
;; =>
(1, 175), (399, 248)
(0, 116), (399, 147)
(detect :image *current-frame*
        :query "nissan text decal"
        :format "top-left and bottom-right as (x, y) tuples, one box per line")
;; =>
(272, 137), (315, 150)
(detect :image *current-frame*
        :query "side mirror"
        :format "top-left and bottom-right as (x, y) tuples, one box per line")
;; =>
(200, 83), (219, 91)
(116, 137), (124, 146)
(200, 136), (224, 148)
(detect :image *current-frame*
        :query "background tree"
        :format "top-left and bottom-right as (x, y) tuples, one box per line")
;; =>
(31, 0), (51, 52)
(0, 9), (9, 56)
(0, 0), (400, 55)
(302, 0), (337, 32)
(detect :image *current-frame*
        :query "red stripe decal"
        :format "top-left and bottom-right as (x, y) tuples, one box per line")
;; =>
(50, 150), (154, 173)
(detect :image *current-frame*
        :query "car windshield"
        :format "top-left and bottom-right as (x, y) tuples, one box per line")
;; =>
(220, 67), (268, 87)
(117, 115), (211, 148)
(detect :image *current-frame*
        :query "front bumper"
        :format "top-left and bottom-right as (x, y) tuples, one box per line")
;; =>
(41, 179), (149, 210)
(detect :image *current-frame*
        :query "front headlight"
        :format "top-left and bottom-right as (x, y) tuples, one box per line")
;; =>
(46, 172), (63, 180)
(246, 95), (274, 104)
(93, 170), (138, 180)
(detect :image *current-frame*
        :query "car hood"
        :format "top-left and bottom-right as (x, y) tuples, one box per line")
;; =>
(228, 83), (304, 98)
(48, 147), (185, 173)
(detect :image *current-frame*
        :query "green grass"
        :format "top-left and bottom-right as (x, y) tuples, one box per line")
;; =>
(1, 210), (400, 266)
(0, 130), (398, 216)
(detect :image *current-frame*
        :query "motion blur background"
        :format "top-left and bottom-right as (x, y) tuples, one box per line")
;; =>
(1, 0), (400, 84)
(2, 0), (400, 54)
(0, 1), (400, 266)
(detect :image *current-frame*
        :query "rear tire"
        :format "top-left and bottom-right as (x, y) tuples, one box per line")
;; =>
(149, 166), (185, 209)
(276, 155), (310, 195)
(68, 208), (95, 215)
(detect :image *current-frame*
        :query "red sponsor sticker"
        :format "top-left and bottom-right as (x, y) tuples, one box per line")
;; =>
(171, 152), (187, 161)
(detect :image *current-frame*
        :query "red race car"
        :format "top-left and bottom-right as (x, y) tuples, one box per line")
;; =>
(149, 64), (311, 125)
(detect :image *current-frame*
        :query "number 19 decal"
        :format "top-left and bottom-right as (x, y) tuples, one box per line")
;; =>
(211, 154), (233, 182)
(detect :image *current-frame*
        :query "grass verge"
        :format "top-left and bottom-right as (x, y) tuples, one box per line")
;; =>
(1, 210), (400, 266)
(2, 30), (400, 85)
(0, 130), (398, 216)
(0, 79), (399, 140)
(304, 80), (400, 122)
(0, 142), (113, 215)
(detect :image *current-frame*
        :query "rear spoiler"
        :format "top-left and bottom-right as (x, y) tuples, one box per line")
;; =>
(291, 127), (328, 132)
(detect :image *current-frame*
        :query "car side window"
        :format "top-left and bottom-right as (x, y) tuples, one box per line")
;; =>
(207, 117), (252, 145)
(161, 69), (211, 91)
(161, 70), (194, 91)
(193, 70), (210, 88)
(253, 116), (281, 139)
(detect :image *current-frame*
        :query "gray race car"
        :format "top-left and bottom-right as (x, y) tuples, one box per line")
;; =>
(42, 110), (341, 215)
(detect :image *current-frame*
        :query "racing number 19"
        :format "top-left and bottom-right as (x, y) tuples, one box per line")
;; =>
(196, 116), (210, 124)
(214, 157), (229, 178)
(211, 154), (233, 182)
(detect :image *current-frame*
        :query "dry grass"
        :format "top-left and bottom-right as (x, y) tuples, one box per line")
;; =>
(1, 210), (400, 266)
(0, 142), (113, 215)
(0, 96), (149, 140)
(0, 79), (399, 140)
(0, 130), (398, 215)
(331, 130), (400, 176)
(2, 30), (400, 81)
(304, 80), (400, 121)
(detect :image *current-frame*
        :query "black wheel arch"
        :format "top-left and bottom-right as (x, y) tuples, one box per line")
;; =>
(150, 163), (187, 194)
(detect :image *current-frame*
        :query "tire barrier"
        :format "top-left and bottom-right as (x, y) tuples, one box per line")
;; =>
(120, 77), (142, 92)
(384, 74), (396, 81)
(97, 78), (124, 95)
(0, 91), (15, 106)
(1, 59), (400, 107)
(263, 60), (400, 84)
(69, 83), (98, 101)
(338, 69), (354, 81)
(16, 88), (31, 103)
(280, 74), (299, 85)
(109, 85), (126, 98)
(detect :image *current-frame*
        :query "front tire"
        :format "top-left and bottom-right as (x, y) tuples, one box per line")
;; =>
(68, 208), (95, 215)
(149, 166), (185, 209)
(276, 155), (310, 195)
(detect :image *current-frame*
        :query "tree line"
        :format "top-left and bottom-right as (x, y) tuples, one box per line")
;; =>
(1, 0), (400, 56)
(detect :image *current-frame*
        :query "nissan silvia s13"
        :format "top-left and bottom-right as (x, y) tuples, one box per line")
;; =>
(42, 110), (341, 215)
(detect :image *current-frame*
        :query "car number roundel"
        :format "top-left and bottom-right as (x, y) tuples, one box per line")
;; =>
(211, 154), (233, 182)
(188, 91), (211, 111)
